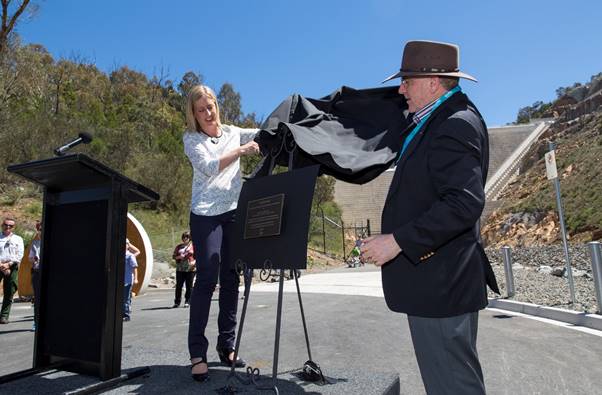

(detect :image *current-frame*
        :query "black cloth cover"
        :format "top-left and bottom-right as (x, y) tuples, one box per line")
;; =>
(254, 86), (410, 184)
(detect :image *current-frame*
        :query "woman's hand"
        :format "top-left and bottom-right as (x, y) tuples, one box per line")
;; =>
(219, 141), (260, 171)
(239, 141), (260, 157)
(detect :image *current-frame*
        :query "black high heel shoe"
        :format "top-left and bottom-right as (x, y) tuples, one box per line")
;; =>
(216, 347), (246, 368)
(191, 357), (209, 382)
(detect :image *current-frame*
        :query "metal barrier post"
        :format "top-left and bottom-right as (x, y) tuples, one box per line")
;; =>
(341, 221), (346, 259)
(320, 208), (326, 254)
(501, 246), (515, 298)
(588, 241), (602, 314)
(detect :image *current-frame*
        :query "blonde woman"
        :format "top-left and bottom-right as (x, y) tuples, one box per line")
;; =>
(183, 85), (259, 382)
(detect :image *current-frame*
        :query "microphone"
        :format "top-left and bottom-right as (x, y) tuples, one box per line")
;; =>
(54, 132), (93, 156)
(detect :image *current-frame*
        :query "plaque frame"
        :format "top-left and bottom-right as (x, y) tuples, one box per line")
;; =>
(232, 165), (319, 270)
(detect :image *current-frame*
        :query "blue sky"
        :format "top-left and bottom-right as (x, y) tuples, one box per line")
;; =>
(16, 0), (602, 126)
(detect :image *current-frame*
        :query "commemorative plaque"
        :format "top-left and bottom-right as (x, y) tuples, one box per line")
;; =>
(244, 194), (284, 239)
(232, 165), (319, 270)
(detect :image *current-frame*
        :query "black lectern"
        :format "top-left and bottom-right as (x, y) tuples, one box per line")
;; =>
(4, 154), (159, 381)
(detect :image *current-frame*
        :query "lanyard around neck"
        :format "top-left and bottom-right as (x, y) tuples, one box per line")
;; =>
(396, 86), (461, 163)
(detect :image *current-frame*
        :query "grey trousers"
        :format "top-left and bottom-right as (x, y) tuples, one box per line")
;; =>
(407, 312), (485, 395)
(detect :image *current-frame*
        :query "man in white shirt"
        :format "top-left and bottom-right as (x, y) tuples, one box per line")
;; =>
(0, 217), (24, 324)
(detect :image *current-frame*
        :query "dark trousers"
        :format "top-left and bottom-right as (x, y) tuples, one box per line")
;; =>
(407, 312), (485, 395)
(123, 283), (133, 319)
(1, 266), (18, 320)
(31, 268), (41, 325)
(188, 210), (240, 360)
(174, 271), (195, 305)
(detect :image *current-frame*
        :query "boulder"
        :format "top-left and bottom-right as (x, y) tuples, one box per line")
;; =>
(551, 267), (565, 277)
(571, 269), (588, 278)
(538, 265), (553, 274)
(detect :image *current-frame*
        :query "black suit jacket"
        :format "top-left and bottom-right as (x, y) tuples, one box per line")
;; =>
(381, 91), (499, 318)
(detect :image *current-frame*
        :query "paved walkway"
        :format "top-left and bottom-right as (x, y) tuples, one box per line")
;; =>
(1, 266), (602, 394)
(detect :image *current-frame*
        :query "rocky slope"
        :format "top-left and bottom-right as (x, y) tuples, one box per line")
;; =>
(483, 111), (602, 248)
(482, 78), (602, 315)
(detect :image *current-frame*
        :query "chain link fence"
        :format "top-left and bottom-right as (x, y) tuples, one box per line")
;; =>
(144, 216), (375, 268)
(308, 212), (372, 261)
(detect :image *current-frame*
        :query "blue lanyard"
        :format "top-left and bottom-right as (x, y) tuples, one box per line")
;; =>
(397, 86), (461, 162)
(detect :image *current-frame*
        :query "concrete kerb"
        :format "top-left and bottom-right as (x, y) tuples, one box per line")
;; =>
(488, 298), (602, 331)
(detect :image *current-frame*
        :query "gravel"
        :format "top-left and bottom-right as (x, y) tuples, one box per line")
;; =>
(486, 244), (600, 314)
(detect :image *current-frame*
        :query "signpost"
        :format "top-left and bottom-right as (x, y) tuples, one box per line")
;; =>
(546, 142), (576, 304)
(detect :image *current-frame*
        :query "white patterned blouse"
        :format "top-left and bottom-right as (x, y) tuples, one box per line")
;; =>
(183, 124), (259, 216)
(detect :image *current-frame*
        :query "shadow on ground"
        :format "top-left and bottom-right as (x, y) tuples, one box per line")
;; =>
(0, 365), (327, 394)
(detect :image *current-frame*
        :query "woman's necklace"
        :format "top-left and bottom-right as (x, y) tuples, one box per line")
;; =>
(208, 128), (222, 144)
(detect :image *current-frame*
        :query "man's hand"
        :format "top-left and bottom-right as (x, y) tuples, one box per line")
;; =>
(359, 234), (402, 267)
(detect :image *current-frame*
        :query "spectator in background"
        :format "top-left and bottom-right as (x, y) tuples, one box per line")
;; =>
(0, 217), (24, 324)
(172, 231), (195, 308)
(126, 238), (141, 257)
(29, 220), (42, 330)
(123, 240), (139, 322)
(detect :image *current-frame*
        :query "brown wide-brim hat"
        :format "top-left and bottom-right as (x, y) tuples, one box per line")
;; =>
(382, 40), (477, 83)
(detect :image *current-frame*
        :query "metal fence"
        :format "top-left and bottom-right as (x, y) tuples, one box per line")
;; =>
(308, 212), (371, 261)
(145, 216), (375, 266)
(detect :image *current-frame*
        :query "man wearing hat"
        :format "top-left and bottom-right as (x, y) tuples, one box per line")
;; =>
(361, 40), (499, 394)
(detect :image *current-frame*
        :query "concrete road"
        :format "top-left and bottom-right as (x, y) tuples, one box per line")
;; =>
(1, 267), (602, 394)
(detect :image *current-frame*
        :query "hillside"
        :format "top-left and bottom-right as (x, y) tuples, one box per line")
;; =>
(0, 38), (349, 262)
(483, 82), (602, 247)
(0, 39), (264, 228)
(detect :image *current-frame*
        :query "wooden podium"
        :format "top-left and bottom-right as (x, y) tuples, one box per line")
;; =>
(4, 154), (159, 381)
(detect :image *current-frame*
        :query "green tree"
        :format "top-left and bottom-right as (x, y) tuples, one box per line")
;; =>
(177, 71), (202, 97)
(0, 0), (37, 56)
(217, 82), (242, 124)
(555, 86), (568, 99)
(174, 71), (203, 114)
(313, 175), (336, 213)
(515, 101), (549, 124)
